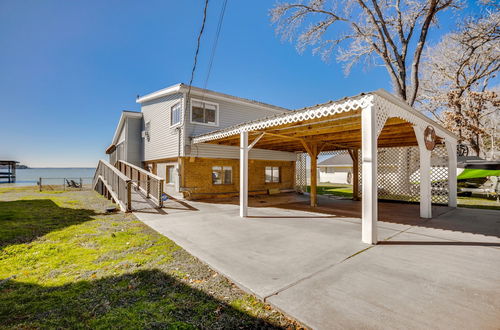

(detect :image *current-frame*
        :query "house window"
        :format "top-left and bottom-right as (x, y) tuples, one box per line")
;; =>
(265, 166), (280, 183)
(166, 166), (175, 184)
(212, 166), (232, 184)
(191, 99), (218, 125)
(171, 103), (181, 126)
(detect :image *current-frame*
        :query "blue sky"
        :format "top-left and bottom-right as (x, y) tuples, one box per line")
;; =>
(0, 0), (481, 167)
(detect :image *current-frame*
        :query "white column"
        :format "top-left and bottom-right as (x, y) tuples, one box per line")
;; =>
(445, 139), (458, 207)
(240, 131), (249, 217)
(361, 105), (378, 244)
(414, 126), (432, 218)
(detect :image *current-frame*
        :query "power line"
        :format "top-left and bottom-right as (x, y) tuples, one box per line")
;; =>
(202, 0), (228, 91)
(187, 0), (209, 102)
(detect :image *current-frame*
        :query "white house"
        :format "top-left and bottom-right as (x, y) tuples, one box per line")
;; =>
(318, 154), (353, 184)
(106, 83), (296, 199)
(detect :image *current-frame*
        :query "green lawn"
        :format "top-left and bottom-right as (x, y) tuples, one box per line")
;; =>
(0, 187), (300, 329)
(306, 184), (353, 198)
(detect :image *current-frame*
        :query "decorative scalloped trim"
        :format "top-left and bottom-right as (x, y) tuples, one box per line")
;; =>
(192, 93), (456, 145)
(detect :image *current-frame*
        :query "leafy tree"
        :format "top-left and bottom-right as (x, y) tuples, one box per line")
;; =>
(418, 7), (500, 156)
(270, 0), (460, 105)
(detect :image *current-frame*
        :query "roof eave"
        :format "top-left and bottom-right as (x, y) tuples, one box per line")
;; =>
(136, 84), (289, 114)
(110, 111), (143, 147)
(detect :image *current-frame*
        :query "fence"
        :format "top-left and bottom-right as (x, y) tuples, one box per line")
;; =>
(38, 177), (93, 191)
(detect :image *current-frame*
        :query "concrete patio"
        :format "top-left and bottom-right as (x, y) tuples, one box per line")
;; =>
(134, 193), (500, 329)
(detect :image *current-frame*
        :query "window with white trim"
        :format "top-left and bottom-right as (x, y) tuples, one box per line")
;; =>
(265, 166), (280, 183)
(212, 166), (232, 184)
(191, 99), (218, 125)
(171, 103), (181, 126)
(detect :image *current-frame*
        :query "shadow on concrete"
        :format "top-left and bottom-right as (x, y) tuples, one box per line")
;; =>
(194, 192), (500, 239)
(0, 199), (97, 249)
(0, 269), (285, 329)
(163, 195), (198, 212)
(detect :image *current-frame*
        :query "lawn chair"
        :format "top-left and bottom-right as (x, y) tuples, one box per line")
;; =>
(65, 179), (74, 188)
(70, 180), (81, 188)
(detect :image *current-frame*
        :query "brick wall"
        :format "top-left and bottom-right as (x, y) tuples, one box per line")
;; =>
(180, 157), (295, 199)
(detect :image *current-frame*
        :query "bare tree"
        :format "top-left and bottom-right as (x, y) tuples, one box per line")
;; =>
(418, 8), (500, 155)
(270, 0), (460, 105)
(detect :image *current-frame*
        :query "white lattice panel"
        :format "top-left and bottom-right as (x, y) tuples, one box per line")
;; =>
(431, 144), (449, 204)
(295, 153), (307, 193)
(295, 145), (450, 205)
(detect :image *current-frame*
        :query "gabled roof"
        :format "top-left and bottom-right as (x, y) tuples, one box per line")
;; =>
(106, 111), (142, 154)
(136, 83), (289, 114)
(318, 154), (353, 167)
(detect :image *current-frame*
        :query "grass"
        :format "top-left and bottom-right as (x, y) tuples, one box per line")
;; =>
(457, 195), (500, 210)
(306, 183), (353, 198)
(307, 183), (500, 210)
(0, 186), (301, 329)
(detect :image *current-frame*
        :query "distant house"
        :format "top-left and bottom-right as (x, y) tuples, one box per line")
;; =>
(318, 154), (353, 184)
(106, 83), (296, 199)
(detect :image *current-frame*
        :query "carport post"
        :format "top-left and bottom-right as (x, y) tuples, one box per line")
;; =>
(414, 126), (432, 218)
(361, 105), (378, 244)
(240, 131), (249, 217)
(445, 140), (457, 207)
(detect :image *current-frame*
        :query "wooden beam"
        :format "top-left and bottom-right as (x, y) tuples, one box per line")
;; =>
(248, 133), (265, 150)
(309, 143), (319, 207)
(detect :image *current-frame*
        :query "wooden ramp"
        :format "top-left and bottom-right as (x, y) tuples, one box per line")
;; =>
(93, 159), (164, 212)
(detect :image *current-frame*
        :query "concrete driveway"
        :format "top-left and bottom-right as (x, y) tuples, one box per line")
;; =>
(135, 194), (500, 329)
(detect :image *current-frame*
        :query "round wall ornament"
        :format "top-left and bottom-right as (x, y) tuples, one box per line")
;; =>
(424, 126), (436, 151)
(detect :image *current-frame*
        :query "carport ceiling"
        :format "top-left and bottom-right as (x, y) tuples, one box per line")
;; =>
(191, 90), (453, 153)
(198, 110), (432, 153)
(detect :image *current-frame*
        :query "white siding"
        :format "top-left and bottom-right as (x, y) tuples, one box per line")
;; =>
(190, 143), (296, 161)
(126, 117), (143, 167)
(184, 93), (295, 160)
(319, 167), (353, 184)
(142, 93), (183, 161)
(156, 162), (182, 198)
(117, 123), (126, 144)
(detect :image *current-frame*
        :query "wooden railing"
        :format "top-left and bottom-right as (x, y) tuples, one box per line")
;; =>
(116, 160), (164, 208)
(93, 160), (132, 212)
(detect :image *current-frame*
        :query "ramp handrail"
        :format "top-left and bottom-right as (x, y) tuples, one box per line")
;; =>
(116, 160), (164, 208)
(93, 159), (132, 212)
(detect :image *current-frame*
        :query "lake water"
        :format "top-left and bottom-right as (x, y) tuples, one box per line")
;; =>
(0, 168), (96, 186)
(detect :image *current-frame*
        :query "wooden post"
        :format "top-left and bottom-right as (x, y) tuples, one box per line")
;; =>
(414, 126), (432, 218)
(349, 149), (360, 201)
(310, 143), (318, 207)
(146, 176), (151, 198)
(126, 180), (132, 212)
(361, 104), (378, 244)
(240, 131), (249, 217)
(158, 179), (164, 208)
(39, 177), (42, 192)
(445, 140), (457, 207)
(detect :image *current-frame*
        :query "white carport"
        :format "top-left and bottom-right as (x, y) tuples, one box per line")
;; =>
(191, 89), (459, 244)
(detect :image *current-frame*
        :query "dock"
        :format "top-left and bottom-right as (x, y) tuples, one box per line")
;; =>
(0, 160), (19, 182)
